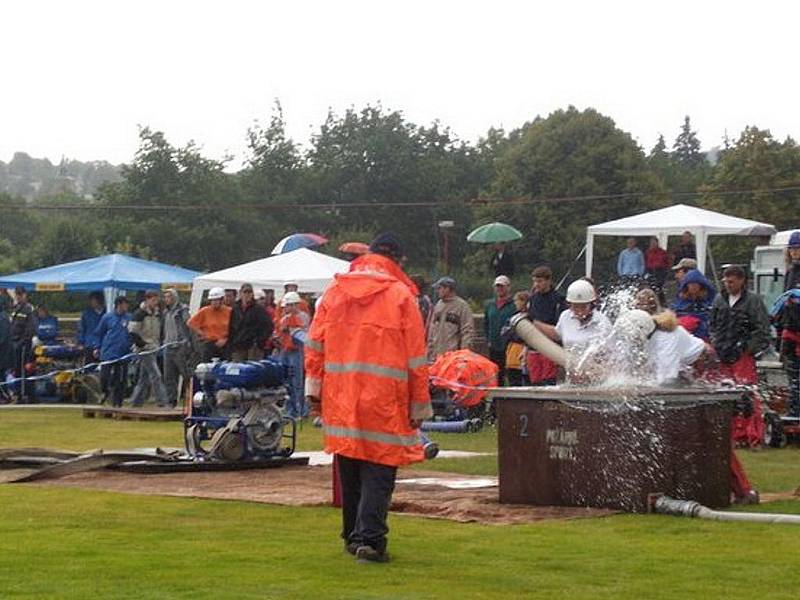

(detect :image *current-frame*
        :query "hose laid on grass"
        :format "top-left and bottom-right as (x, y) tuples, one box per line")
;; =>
(654, 495), (800, 525)
(420, 419), (482, 433)
(0, 450), (177, 483)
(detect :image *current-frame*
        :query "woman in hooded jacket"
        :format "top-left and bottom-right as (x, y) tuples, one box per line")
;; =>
(670, 269), (716, 340)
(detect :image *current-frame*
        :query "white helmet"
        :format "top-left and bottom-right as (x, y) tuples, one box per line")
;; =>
(566, 280), (596, 304)
(615, 309), (656, 340)
(208, 287), (225, 300)
(281, 291), (301, 307)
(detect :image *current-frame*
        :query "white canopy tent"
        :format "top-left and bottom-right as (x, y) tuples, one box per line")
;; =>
(772, 229), (799, 247)
(190, 248), (350, 312)
(585, 204), (775, 276)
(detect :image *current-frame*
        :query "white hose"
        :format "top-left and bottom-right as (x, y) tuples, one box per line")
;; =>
(509, 314), (566, 367)
(695, 506), (800, 524)
(655, 495), (800, 524)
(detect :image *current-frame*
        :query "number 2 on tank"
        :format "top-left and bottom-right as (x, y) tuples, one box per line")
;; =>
(518, 414), (529, 437)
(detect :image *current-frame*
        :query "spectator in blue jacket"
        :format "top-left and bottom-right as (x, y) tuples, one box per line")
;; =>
(617, 237), (645, 280)
(670, 269), (716, 340)
(94, 296), (131, 407)
(78, 292), (106, 355)
(35, 305), (59, 344)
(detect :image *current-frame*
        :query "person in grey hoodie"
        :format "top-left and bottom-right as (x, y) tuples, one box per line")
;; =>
(128, 290), (169, 407)
(162, 288), (192, 408)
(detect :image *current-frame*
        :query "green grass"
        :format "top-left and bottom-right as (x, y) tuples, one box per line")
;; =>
(2, 408), (800, 598)
(1, 409), (799, 493)
(1, 485), (799, 599)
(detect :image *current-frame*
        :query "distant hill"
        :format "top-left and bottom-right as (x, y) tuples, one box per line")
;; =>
(0, 152), (122, 200)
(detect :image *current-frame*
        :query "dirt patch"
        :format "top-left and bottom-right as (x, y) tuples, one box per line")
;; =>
(32, 465), (618, 524)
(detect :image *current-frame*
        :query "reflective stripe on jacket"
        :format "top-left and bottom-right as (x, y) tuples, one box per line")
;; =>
(304, 253), (432, 467)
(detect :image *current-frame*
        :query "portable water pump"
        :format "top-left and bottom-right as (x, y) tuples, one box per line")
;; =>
(184, 358), (296, 462)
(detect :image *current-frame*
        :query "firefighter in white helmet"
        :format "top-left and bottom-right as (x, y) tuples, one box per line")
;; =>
(536, 279), (611, 350)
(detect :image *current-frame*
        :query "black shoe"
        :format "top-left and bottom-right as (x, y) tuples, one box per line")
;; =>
(734, 490), (760, 505)
(344, 542), (359, 556)
(355, 545), (389, 563)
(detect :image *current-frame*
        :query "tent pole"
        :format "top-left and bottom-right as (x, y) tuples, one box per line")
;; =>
(695, 232), (708, 275)
(585, 232), (594, 277)
(557, 245), (587, 291)
(707, 242), (720, 285)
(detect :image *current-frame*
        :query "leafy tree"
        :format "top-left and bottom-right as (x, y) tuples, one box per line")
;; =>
(673, 116), (703, 167)
(664, 115), (713, 193)
(647, 134), (673, 187)
(701, 127), (800, 264)
(36, 218), (102, 266)
(304, 105), (482, 269)
(242, 100), (304, 204)
(97, 127), (262, 270)
(480, 106), (666, 281)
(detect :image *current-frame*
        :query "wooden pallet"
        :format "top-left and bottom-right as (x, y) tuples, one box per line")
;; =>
(82, 406), (184, 422)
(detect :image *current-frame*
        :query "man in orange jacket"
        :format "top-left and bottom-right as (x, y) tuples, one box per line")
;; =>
(305, 232), (432, 563)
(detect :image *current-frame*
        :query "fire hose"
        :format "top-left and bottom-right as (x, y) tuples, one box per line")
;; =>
(654, 495), (800, 524)
(0, 448), (178, 483)
(508, 314), (566, 367)
(421, 419), (483, 433)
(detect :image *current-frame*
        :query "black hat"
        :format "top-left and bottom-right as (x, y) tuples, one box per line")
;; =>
(369, 232), (404, 259)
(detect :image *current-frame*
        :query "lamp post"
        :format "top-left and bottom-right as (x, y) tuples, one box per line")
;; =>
(438, 220), (454, 273)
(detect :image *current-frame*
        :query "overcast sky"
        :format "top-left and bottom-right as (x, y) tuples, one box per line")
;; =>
(3, 0), (798, 168)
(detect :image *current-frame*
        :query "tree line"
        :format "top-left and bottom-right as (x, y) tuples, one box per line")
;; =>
(1, 104), (798, 301)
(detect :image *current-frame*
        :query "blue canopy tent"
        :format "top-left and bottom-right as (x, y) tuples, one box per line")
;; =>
(0, 253), (200, 307)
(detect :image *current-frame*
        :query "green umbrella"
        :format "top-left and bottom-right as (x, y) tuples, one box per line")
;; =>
(467, 222), (523, 244)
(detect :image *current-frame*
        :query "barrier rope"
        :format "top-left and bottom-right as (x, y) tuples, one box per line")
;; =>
(0, 340), (188, 391)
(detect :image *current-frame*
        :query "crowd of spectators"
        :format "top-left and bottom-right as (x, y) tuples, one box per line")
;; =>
(0, 281), (311, 409)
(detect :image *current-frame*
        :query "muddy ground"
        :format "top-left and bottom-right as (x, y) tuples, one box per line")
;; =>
(20, 464), (619, 524)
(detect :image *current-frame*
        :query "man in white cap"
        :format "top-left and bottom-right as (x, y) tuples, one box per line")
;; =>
(187, 287), (232, 362)
(484, 275), (516, 384)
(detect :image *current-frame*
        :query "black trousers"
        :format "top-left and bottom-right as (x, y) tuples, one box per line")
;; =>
(489, 348), (506, 387)
(337, 454), (397, 554)
(13, 341), (32, 401)
(100, 363), (128, 407)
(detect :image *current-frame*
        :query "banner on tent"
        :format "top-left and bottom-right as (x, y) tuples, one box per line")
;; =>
(35, 283), (65, 292)
(160, 283), (192, 291)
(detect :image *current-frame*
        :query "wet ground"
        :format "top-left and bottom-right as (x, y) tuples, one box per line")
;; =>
(25, 465), (618, 524)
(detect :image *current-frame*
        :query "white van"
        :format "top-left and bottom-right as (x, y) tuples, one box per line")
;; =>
(751, 229), (797, 309)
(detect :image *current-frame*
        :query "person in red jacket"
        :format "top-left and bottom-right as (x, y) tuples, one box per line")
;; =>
(305, 232), (432, 563)
(645, 237), (670, 288)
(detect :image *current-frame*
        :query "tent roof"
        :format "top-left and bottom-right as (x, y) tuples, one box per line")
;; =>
(772, 229), (800, 246)
(192, 248), (349, 294)
(0, 253), (200, 292)
(587, 204), (775, 237)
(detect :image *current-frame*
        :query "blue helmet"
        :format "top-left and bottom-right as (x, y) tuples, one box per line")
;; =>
(788, 230), (800, 248)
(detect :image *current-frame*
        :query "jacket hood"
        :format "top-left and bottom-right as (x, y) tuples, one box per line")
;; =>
(334, 253), (417, 301)
(678, 269), (717, 300)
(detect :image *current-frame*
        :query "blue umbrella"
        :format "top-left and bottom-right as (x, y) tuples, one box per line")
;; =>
(271, 233), (328, 255)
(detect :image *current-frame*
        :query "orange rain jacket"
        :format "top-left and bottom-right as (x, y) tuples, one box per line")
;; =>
(304, 253), (433, 467)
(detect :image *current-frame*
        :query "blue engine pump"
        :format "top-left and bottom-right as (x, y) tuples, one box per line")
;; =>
(185, 359), (296, 462)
